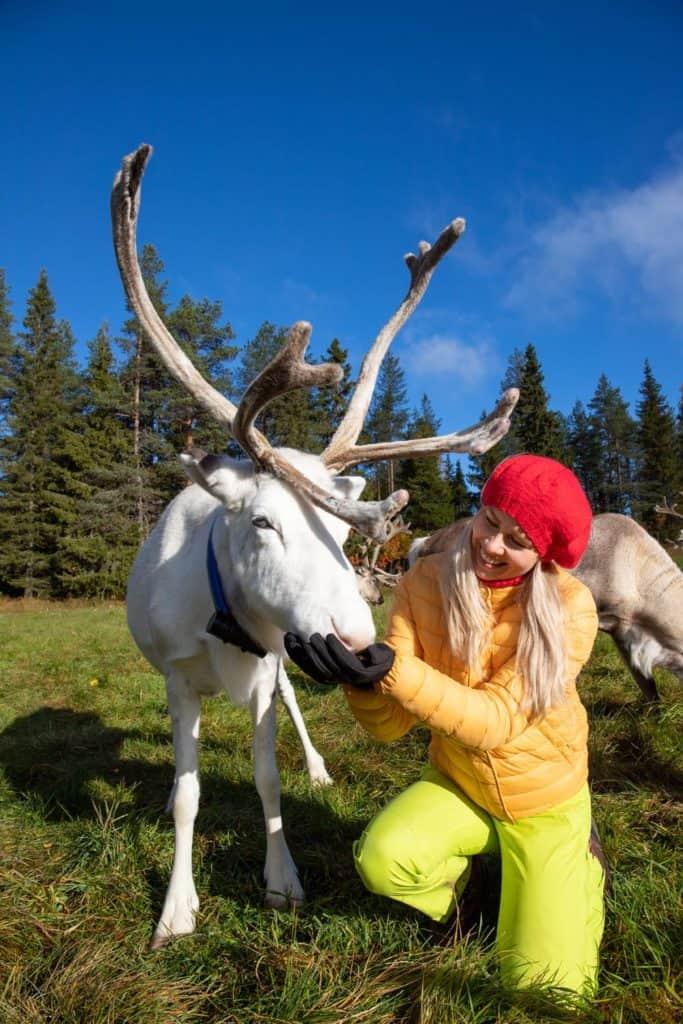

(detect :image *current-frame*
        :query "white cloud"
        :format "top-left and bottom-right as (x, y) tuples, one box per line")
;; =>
(404, 333), (500, 386)
(505, 164), (683, 325)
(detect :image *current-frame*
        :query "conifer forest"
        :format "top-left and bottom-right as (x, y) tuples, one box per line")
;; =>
(0, 256), (681, 601)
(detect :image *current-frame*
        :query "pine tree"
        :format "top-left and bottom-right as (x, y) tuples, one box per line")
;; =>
(118, 244), (176, 536)
(467, 345), (567, 494)
(566, 400), (603, 508)
(448, 458), (473, 519)
(165, 294), (238, 454)
(397, 395), (453, 533)
(501, 346), (525, 396)
(234, 321), (318, 450)
(677, 387), (683, 482)
(310, 338), (353, 450)
(364, 353), (409, 498)
(585, 375), (636, 513)
(635, 361), (680, 534)
(510, 344), (566, 458)
(0, 271), (81, 596)
(0, 269), (13, 435)
(56, 325), (140, 597)
(467, 407), (504, 494)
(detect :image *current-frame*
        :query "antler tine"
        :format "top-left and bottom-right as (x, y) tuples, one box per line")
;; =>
(322, 218), (466, 470)
(655, 494), (683, 520)
(323, 388), (519, 472)
(232, 321), (343, 463)
(111, 144), (244, 430)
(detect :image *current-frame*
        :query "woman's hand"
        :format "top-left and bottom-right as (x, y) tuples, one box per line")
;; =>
(284, 632), (394, 689)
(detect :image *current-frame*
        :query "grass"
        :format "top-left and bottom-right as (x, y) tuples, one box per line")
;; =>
(0, 599), (681, 1023)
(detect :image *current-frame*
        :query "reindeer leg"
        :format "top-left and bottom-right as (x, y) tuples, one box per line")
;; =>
(610, 626), (660, 704)
(276, 659), (332, 787)
(250, 676), (304, 909)
(151, 671), (201, 949)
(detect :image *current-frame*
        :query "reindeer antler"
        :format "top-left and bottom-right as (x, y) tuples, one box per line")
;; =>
(112, 144), (243, 430)
(655, 494), (683, 520)
(111, 144), (410, 541)
(320, 223), (518, 471)
(323, 390), (519, 471)
(112, 145), (515, 540)
(322, 221), (465, 469)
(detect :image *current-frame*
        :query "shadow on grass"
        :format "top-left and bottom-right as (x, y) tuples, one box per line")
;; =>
(0, 705), (403, 920)
(583, 697), (644, 719)
(588, 720), (683, 798)
(0, 706), (167, 819)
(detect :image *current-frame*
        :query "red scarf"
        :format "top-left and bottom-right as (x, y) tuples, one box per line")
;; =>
(476, 574), (527, 588)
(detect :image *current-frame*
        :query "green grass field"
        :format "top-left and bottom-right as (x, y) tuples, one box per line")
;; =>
(0, 601), (681, 1023)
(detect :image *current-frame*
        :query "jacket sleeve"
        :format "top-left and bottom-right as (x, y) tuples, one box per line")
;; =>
(342, 575), (419, 742)
(376, 574), (598, 752)
(563, 579), (599, 683)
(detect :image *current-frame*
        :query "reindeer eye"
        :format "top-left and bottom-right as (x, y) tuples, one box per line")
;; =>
(252, 516), (273, 530)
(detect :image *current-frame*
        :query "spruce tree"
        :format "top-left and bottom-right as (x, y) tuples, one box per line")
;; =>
(510, 344), (566, 458)
(0, 271), (81, 596)
(0, 269), (13, 435)
(235, 321), (317, 450)
(364, 352), (409, 498)
(397, 395), (453, 533)
(310, 338), (353, 450)
(165, 294), (238, 454)
(567, 400), (603, 508)
(467, 344), (565, 493)
(56, 325), (140, 597)
(118, 244), (176, 535)
(448, 458), (474, 519)
(635, 361), (680, 534)
(467, 407), (504, 494)
(586, 375), (636, 513)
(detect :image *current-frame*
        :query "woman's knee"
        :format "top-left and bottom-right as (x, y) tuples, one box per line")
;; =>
(353, 826), (399, 896)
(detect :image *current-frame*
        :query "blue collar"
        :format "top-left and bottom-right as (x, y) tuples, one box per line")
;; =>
(205, 516), (267, 658)
(207, 516), (230, 615)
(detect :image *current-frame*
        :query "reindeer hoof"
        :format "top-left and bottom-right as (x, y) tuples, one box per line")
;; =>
(150, 931), (172, 951)
(264, 889), (304, 910)
(264, 889), (289, 909)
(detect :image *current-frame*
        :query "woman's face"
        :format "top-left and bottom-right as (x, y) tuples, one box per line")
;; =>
(470, 506), (540, 581)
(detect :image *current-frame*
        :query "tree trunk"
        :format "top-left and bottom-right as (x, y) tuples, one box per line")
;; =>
(133, 331), (146, 541)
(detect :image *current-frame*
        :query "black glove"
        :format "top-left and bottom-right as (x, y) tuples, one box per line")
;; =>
(284, 632), (394, 689)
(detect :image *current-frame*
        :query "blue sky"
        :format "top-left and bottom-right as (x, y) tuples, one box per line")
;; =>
(2, 1), (681, 443)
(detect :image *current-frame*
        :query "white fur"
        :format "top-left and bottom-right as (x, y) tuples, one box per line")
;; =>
(129, 449), (373, 947)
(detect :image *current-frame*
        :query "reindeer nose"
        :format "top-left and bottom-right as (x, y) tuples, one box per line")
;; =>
(335, 631), (355, 650)
(332, 618), (375, 652)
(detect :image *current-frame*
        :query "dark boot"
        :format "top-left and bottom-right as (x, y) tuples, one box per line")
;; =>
(455, 855), (501, 939)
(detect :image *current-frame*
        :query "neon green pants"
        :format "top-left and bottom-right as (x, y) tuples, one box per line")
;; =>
(354, 765), (605, 994)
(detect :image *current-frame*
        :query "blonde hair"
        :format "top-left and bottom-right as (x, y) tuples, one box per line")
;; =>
(439, 520), (567, 719)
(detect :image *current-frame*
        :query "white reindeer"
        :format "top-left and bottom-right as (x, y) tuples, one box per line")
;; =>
(111, 144), (518, 948)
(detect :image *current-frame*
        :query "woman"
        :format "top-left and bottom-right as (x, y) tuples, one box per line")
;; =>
(285, 454), (606, 995)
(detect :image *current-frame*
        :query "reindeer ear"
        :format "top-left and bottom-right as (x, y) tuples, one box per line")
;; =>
(332, 475), (367, 501)
(179, 452), (252, 507)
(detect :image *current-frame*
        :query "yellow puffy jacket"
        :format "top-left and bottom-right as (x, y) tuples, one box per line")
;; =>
(344, 552), (598, 822)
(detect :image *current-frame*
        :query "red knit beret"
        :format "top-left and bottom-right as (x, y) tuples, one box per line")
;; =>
(481, 454), (593, 569)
